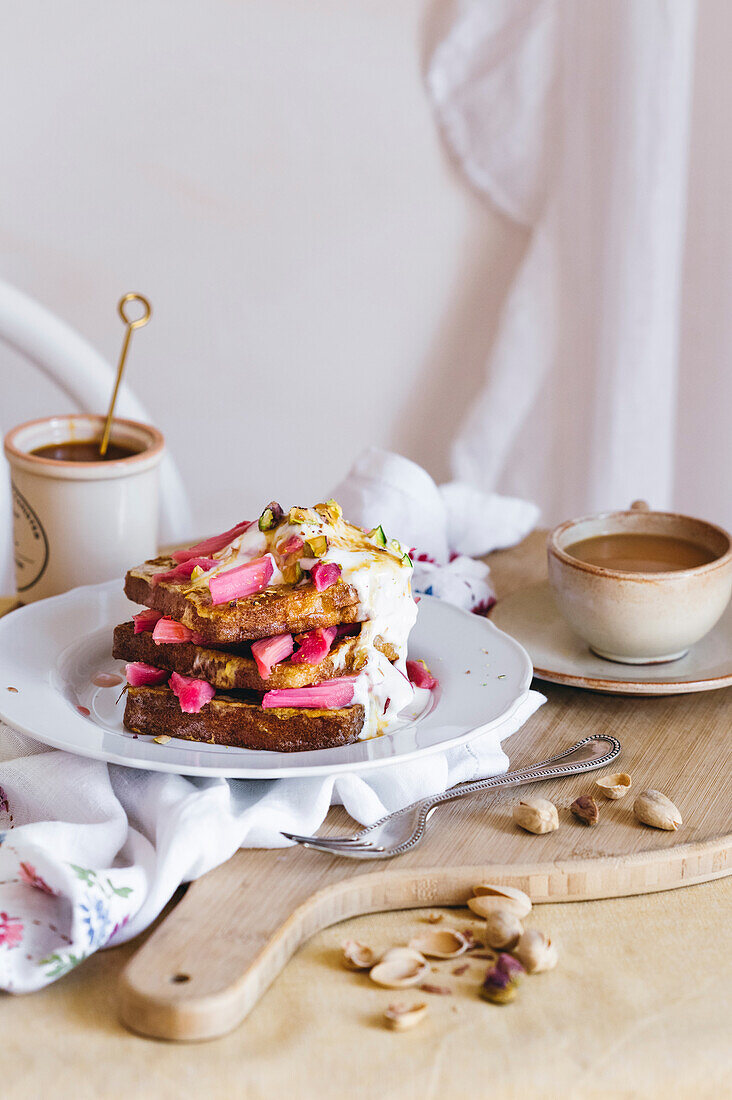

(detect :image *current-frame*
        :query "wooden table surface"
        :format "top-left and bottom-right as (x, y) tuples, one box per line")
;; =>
(2, 532), (731, 1099)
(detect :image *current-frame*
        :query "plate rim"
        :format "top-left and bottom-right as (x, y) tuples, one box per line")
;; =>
(0, 581), (534, 778)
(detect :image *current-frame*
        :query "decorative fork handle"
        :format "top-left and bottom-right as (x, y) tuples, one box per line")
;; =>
(369, 733), (621, 832)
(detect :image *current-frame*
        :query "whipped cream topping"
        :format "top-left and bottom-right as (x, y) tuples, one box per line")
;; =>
(186, 503), (418, 738)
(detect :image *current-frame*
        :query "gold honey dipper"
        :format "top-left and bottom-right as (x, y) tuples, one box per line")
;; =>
(99, 292), (152, 457)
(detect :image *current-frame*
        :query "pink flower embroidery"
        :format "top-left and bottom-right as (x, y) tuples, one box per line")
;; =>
(19, 861), (56, 896)
(0, 912), (23, 949)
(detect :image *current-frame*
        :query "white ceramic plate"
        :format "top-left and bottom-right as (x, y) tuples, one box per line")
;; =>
(0, 581), (532, 778)
(492, 580), (732, 695)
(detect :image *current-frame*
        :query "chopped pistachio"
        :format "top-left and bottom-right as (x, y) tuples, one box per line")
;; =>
(306, 535), (329, 557)
(284, 561), (304, 585)
(258, 501), (283, 531)
(368, 525), (387, 547)
(314, 499), (342, 522)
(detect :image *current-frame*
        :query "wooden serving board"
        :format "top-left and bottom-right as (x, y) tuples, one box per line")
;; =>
(118, 533), (732, 1041)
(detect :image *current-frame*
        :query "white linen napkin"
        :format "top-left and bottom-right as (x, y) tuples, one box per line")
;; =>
(0, 450), (542, 992)
(332, 448), (539, 611)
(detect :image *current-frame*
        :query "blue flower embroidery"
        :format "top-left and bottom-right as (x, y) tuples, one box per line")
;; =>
(80, 896), (111, 947)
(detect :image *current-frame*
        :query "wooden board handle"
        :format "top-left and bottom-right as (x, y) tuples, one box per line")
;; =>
(118, 848), (476, 1042)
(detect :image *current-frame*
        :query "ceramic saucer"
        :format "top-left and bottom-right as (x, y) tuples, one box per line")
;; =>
(491, 580), (732, 695)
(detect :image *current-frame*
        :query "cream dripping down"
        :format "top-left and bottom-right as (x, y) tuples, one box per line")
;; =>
(186, 504), (418, 738)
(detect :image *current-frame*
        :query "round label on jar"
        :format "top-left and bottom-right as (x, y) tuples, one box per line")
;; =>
(12, 483), (49, 592)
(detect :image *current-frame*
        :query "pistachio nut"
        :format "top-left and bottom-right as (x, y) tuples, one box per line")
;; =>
(633, 790), (682, 831)
(480, 965), (520, 1005)
(495, 953), (525, 980)
(513, 797), (559, 834)
(570, 795), (600, 826)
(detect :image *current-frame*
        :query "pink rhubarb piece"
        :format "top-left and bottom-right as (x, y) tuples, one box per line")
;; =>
(208, 554), (274, 605)
(261, 676), (357, 709)
(251, 633), (294, 679)
(310, 561), (341, 592)
(291, 626), (338, 665)
(406, 659), (438, 690)
(277, 535), (304, 555)
(125, 662), (169, 687)
(169, 672), (215, 714)
(152, 617), (203, 646)
(152, 558), (218, 586)
(172, 521), (253, 564)
(133, 608), (162, 634)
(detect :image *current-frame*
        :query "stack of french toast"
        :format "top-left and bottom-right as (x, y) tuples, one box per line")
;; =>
(114, 500), (434, 752)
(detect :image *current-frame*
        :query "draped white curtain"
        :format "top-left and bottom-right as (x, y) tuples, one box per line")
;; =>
(429, 0), (731, 529)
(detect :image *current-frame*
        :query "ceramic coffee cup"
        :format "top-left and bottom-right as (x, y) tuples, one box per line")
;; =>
(547, 505), (732, 663)
(4, 414), (164, 602)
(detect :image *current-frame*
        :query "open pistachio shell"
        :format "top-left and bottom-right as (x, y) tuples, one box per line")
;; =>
(467, 895), (527, 920)
(369, 948), (430, 989)
(341, 940), (380, 970)
(595, 772), (632, 800)
(408, 928), (469, 959)
(471, 884), (532, 918)
(384, 1002), (429, 1031)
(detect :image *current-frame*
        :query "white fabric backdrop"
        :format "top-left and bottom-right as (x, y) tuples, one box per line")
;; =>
(429, 0), (732, 530)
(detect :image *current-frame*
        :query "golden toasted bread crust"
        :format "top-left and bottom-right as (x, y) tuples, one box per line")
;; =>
(124, 557), (363, 643)
(113, 621), (363, 691)
(124, 685), (364, 751)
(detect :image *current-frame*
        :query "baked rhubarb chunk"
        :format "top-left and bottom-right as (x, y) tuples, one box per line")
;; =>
(113, 621), (385, 693)
(124, 685), (365, 752)
(124, 557), (363, 644)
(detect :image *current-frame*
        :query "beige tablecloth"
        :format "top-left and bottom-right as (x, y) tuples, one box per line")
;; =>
(3, 880), (731, 1098)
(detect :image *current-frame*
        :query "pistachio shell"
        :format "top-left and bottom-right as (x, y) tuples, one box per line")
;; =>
(408, 928), (469, 959)
(383, 1002), (429, 1031)
(369, 948), (430, 989)
(483, 908), (523, 950)
(634, 790), (682, 831)
(595, 772), (632, 800)
(514, 929), (558, 974)
(467, 895), (527, 920)
(471, 884), (532, 918)
(341, 940), (380, 970)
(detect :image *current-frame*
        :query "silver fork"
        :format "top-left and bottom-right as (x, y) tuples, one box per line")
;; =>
(282, 734), (621, 859)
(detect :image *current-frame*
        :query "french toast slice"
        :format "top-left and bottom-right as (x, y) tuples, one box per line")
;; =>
(124, 557), (363, 644)
(113, 621), (378, 692)
(124, 684), (364, 751)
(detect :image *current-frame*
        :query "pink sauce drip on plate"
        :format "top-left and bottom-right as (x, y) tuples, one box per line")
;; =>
(92, 672), (123, 688)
